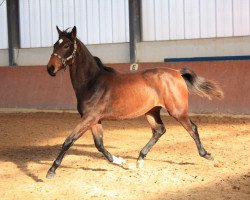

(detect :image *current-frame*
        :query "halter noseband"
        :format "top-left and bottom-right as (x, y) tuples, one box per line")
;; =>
(52, 40), (77, 69)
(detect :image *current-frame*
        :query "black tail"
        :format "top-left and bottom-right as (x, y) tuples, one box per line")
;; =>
(180, 67), (224, 100)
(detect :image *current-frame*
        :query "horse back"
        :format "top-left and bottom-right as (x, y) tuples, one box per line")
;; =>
(101, 67), (188, 120)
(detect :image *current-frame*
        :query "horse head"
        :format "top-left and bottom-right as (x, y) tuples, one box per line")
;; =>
(47, 26), (77, 76)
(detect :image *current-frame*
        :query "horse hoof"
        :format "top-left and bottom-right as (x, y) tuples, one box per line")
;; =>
(127, 163), (136, 169)
(46, 171), (56, 179)
(203, 153), (214, 161)
(136, 159), (144, 168)
(112, 156), (126, 166)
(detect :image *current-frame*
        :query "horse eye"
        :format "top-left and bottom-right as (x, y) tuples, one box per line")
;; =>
(64, 44), (69, 49)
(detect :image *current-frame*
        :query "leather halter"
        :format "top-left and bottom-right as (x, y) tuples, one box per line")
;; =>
(52, 40), (77, 69)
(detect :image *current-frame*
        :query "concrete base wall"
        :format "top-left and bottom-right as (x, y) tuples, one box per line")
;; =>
(0, 43), (130, 66)
(0, 60), (249, 114)
(1, 36), (250, 66)
(138, 36), (250, 62)
(0, 50), (8, 66)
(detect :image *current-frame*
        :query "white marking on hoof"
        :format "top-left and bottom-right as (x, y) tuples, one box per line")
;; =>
(137, 159), (144, 168)
(112, 156), (126, 165)
(127, 163), (136, 169)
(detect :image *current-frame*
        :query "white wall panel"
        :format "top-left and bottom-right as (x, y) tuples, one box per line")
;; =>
(169, 0), (185, 40)
(51, 0), (63, 43)
(74, 0), (87, 43)
(112, 0), (128, 43)
(40, 0), (52, 46)
(155, 0), (170, 40)
(184, 0), (200, 39)
(233, 0), (250, 36)
(200, 0), (216, 38)
(19, 0), (129, 48)
(142, 0), (250, 41)
(216, 0), (233, 37)
(29, 0), (41, 47)
(0, 0), (8, 49)
(19, 0), (31, 47)
(141, 0), (155, 41)
(125, 0), (129, 42)
(62, 0), (75, 29)
(86, 0), (100, 44)
(99, 0), (113, 43)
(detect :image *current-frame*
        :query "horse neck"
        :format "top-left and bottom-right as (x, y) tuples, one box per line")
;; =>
(69, 39), (101, 94)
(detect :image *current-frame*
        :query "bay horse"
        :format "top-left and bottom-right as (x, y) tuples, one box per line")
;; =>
(46, 26), (223, 179)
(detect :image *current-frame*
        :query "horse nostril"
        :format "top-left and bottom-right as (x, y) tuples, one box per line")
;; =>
(50, 66), (55, 72)
(47, 66), (56, 76)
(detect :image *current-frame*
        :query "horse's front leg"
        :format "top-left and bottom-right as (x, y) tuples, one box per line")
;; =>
(91, 122), (126, 166)
(46, 116), (97, 179)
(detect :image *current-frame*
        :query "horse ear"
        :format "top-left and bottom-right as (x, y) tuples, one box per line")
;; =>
(71, 26), (77, 38)
(56, 26), (63, 35)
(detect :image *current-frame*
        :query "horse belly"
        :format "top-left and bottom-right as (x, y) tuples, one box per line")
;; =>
(103, 85), (160, 120)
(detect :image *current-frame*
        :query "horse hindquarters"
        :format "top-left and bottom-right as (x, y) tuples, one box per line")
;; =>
(161, 71), (189, 118)
(161, 70), (213, 160)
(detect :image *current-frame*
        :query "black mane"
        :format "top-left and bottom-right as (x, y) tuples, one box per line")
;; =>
(93, 56), (116, 73)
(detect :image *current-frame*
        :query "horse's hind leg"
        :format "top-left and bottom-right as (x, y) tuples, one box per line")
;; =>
(137, 107), (166, 168)
(91, 122), (126, 166)
(173, 114), (213, 160)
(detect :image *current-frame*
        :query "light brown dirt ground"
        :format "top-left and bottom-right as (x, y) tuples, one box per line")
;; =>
(0, 112), (249, 200)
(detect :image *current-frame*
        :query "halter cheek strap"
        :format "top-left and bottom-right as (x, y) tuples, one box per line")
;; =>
(52, 40), (77, 69)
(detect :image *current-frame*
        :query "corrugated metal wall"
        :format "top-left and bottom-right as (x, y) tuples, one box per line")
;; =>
(19, 0), (129, 48)
(142, 0), (250, 41)
(0, 1), (8, 49)
(1, 0), (250, 49)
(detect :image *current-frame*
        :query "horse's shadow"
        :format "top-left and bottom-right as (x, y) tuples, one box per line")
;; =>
(1, 143), (195, 182)
(123, 155), (195, 166)
(0, 144), (116, 182)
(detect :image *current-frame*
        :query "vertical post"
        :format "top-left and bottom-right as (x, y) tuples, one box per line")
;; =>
(7, 0), (20, 66)
(129, 0), (141, 64)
